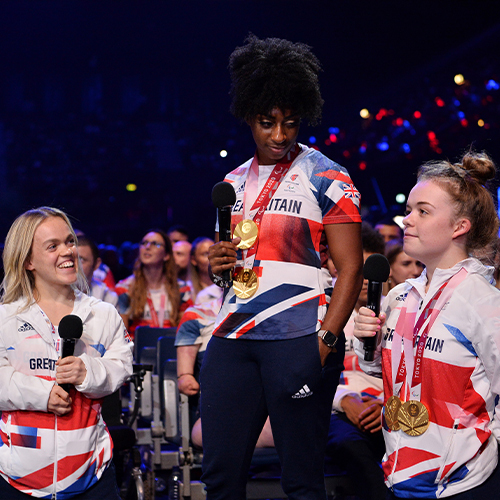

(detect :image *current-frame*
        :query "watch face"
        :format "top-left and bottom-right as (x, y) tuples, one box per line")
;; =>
(322, 330), (337, 348)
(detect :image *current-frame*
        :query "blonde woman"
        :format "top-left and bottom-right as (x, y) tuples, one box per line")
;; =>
(0, 207), (133, 499)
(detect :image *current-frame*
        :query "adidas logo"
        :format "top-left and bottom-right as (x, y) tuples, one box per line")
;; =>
(292, 384), (313, 399)
(18, 322), (35, 333)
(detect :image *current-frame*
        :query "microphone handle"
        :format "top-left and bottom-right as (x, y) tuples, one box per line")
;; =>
(218, 206), (233, 283)
(363, 281), (383, 362)
(60, 338), (77, 394)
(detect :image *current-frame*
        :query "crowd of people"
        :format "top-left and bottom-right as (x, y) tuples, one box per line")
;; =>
(0, 31), (500, 500)
(43, 178), (497, 500)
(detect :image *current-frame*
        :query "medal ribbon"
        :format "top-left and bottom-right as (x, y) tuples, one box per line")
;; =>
(240, 144), (301, 270)
(146, 292), (167, 328)
(391, 267), (468, 402)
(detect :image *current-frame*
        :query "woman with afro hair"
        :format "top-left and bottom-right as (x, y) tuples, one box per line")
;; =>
(203, 35), (364, 499)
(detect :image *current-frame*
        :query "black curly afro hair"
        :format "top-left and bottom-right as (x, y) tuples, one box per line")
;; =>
(229, 34), (324, 125)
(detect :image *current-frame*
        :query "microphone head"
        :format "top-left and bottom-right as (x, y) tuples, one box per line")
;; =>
(363, 253), (391, 282)
(59, 315), (83, 340)
(212, 181), (236, 208)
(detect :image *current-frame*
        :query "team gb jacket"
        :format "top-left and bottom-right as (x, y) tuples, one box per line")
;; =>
(0, 292), (133, 498)
(356, 258), (500, 498)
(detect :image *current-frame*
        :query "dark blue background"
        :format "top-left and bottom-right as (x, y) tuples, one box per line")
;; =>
(0, 0), (499, 244)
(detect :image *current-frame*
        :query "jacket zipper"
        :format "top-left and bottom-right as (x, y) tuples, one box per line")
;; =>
(52, 415), (58, 500)
(435, 419), (459, 485)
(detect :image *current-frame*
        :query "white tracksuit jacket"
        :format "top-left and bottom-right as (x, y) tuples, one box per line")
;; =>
(356, 258), (500, 498)
(0, 291), (133, 498)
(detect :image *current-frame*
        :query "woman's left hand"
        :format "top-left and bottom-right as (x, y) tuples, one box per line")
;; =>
(56, 356), (87, 387)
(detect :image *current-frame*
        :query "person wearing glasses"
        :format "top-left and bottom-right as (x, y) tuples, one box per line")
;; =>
(115, 229), (193, 338)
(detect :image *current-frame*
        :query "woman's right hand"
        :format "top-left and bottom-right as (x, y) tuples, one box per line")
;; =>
(177, 374), (200, 396)
(353, 306), (386, 341)
(47, 385), (72, 416)
(208, 239), (240, 277)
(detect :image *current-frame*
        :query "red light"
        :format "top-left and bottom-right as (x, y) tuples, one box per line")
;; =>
(343, 150), (351, 159)
(329, 134), (338, 143)
(427, 131), (436, 140)
(359, 161), (367, 171)
(460, 119), (468, 127)
(396, 118), (404, 126)
(435, 97), (445, 107)
(324, 139), (332, 146)
(414, 111), (422, 119)
(376, 108), (388, 121)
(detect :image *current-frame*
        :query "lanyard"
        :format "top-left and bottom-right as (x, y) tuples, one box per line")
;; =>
(146, 292), (166, 327)
(38, 307), (60, 355)
(391, 267), (468, 401)
(241, 144), (301, 269)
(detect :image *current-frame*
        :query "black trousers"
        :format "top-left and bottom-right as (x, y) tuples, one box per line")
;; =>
(200, 332), (345, 500)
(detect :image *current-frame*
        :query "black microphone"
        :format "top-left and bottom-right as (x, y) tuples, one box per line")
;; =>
(211, 181), (237, 284)
(362, 254), (391, 361)
(58, 314), (84, 393)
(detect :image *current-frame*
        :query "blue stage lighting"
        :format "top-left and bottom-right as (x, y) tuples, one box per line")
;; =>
(486, 80), (499, 90)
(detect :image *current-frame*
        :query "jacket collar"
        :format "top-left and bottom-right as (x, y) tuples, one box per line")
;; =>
(14, 291), (94, 343)
(406, 257), (493, 299)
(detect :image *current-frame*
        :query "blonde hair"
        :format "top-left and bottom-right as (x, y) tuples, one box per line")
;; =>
(129, 230), (181, 326)
(417, 151), (499, 253)
(1, 207), (88, 308)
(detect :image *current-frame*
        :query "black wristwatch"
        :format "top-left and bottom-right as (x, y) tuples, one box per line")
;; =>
(211, 272), (232, 289)
(318, 329), (339, 349)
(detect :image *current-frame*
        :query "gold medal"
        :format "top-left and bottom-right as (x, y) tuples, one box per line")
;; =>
(233, 268), (259, 299)
(398, 400), (430, 436)
(234, 219), (258, 250)
(384, 395), (402, 431)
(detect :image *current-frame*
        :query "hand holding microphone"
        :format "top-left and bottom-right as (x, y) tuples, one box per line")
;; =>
(361, 254), (391, 361)
(210, 181), (237, 286)
(56, 315), (84, 394)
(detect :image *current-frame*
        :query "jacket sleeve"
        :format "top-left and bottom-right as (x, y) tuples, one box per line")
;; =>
(467, 289), (500, 443)
(75, 306), (133, 399)
(354, 330), (383, 378)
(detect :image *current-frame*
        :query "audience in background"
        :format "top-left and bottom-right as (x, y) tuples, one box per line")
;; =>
(187, 237), (214, 303)
(385, 239), (424, 292)
(173, 240), (192, 281)
(326, 222), (386, 500)
(77, 235), (119, 307)
(175, 286), (273, 449)
(374, 217), (403, 243)
(167, 225), (190, 245)
(115, 229), (192, 337)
